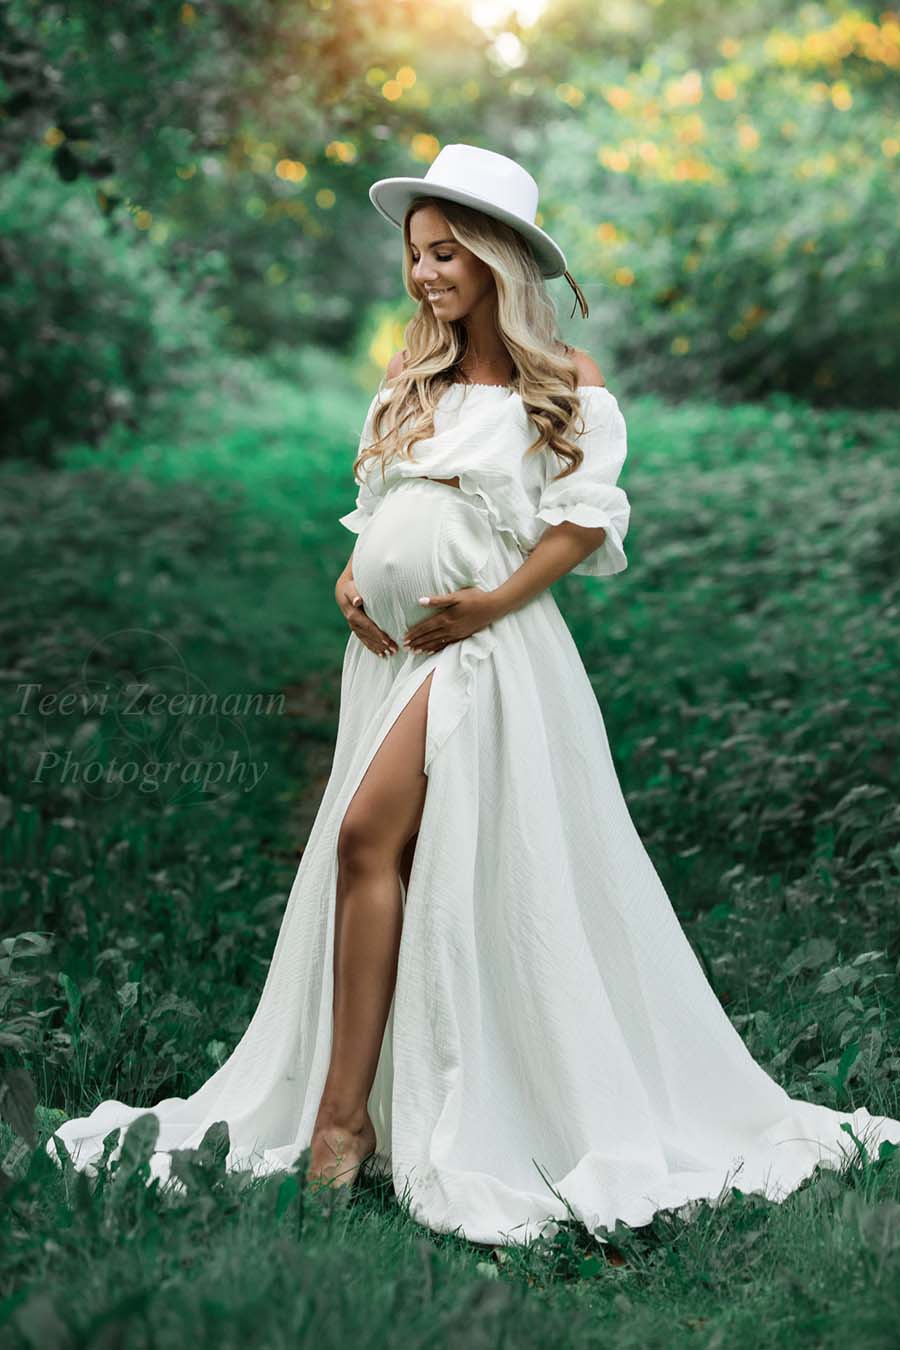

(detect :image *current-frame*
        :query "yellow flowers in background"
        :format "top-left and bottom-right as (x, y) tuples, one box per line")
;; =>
(410, 134), (440, 163)
(765, 12), (900, 70)
(604, 86), (633, 112)
(276, 160), (307, 182)
(556, 83), (584, 107)
(369, 314), (408, 371)
(17, 0), (900, 438)
(675, 114), (706, 145)
(664, 70), (703, 107)
(599, 148), (631, 173)
(737, 123), (760, 151)
(581, 11), (897, 204)
(595, 222), (620, 244)
(325, 142), (357, 164)
(712, 75), (738, 101)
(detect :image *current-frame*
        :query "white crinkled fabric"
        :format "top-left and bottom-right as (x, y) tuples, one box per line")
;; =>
(339, 381), (630, 576)
(47, 382), (900, 1248)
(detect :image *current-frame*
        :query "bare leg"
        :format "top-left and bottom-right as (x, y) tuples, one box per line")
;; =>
(308, 670), (434, 1191)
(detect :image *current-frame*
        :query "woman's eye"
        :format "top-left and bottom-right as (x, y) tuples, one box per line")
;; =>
(412, 254), (454, 263)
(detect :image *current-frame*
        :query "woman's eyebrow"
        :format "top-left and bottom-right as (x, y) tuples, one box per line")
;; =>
(412, 238), (456, 249)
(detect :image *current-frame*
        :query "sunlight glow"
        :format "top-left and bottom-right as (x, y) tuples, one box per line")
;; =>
(491, 31), (527, 69)
(470, 0), (547, 31)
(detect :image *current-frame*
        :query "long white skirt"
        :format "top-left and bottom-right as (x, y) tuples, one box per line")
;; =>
(47, 477), (900, 1246)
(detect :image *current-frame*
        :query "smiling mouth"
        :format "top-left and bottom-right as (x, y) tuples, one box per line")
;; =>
(426, 288), (454, 301)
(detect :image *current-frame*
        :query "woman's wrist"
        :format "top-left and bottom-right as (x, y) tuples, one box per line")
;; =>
(487, 524), (606, 618)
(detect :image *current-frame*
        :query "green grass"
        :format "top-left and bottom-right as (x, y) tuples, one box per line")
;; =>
(1, 360), (899, 1347)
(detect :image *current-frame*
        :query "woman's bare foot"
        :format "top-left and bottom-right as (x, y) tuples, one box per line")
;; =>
(307, 1107), (377, 1194)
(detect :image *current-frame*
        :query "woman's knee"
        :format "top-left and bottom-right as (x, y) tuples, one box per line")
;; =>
(337, 810), (400, 878)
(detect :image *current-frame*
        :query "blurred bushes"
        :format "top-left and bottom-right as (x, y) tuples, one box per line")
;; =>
(0, 150), (226, 463)
(544, 10), (900, 408)
(607, 142), (898, 406)
(563, 391), (900, 910)
(3, 3), (898, 464)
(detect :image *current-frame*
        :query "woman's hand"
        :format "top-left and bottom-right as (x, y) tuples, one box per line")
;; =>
(335, 573), (398, 659)
(403, 587), (499, 653)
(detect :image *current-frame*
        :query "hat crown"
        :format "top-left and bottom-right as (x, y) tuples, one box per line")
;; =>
(420, 144), (539, 227)
(366, 140), (568, 279)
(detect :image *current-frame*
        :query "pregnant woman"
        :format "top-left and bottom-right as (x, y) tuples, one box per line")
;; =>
(48, 145), (900, 1249)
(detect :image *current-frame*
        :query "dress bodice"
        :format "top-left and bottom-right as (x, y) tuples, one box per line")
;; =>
(338, 381), (631, 576)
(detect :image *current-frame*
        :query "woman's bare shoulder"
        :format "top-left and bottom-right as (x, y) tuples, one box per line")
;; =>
(569, 347), (606, 387)
(385, 349), (409, 382)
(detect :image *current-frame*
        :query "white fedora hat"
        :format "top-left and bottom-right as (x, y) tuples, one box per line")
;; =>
(368, 143), (568, 280)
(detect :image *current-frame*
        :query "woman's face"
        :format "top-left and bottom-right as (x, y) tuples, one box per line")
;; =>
(408, 205), (495, 320)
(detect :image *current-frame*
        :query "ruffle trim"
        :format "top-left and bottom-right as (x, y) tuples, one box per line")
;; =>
(338, 504), (372, 534)
(424, 622), (498, 774)
(453, 467), (541, 553)
(534, 500), (629, 576)
(340, 466), (543, 556)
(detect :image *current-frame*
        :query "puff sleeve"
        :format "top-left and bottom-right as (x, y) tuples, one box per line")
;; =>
(534, 385), (631, 576)
(338, 386), (388, 534)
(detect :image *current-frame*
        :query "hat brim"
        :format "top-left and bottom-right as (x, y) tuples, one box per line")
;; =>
(368, 178), (567, 279)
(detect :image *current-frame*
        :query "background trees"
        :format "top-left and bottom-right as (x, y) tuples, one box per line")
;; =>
(2, 0), (897, 459)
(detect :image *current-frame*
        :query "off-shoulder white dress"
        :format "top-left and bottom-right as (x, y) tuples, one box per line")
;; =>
(47, 382), (900, 1248)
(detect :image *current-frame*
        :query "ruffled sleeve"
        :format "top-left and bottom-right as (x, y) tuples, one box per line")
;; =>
(534, 385), (630, 576)
(338, 386), (387, 534)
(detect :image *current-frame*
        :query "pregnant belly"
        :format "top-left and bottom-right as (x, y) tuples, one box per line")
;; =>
(351, 477), (494, 642)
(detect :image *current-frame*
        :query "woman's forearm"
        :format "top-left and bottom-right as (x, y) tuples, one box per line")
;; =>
(487, 522), (607, 620)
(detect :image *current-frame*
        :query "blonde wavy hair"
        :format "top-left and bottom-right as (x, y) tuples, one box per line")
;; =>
(353, 195), (596, 492)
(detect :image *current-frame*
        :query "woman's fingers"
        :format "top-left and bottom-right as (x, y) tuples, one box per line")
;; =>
(355, 615), (398, 658)
(339, 588), (397, 658)
(377, 620), (399, 656)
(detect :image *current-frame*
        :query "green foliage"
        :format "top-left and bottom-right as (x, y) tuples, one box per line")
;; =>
(0, 148), (225, 461)
(5, 3), (898, 404)
(0, 369), (899, 1342)
(0, 934), (59, 1152)
(563, 390), (900, 904)
(0, 0), (495, 353)
(1, 0), (219, 189)
(535, 10), (900, 406)
(0, 364), (360, 1138)
(2, 1103), (898, 1347)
